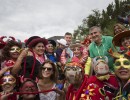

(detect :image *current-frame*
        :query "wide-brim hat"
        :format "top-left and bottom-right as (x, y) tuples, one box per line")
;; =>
(57, 39), (67, 46)
(27, 36), (48, 48)
(48, 40), (56, 47)
(112, 30), (130, 47)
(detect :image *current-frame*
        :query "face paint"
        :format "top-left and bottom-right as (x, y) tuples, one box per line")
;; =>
(10, 46), (21, 53)
(114, 58), (130, 71)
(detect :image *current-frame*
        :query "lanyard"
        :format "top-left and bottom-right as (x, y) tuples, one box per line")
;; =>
(95, 44), (105, 57)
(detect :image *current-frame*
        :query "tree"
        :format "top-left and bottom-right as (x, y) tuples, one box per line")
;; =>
(73, 0), (130, 39)
(87, 10), (101, 28)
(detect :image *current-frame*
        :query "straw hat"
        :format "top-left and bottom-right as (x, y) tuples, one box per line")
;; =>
(112, 30), (130, 47)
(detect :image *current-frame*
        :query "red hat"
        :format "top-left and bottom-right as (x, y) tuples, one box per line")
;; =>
(0, 36), (7, 49)
(26, 36), (48, 48)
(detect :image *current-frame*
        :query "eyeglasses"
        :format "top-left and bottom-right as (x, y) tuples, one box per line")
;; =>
(42, 67), (53, 71)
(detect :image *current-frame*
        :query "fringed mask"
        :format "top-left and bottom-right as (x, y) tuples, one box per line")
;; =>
(64, 62), (83, 84)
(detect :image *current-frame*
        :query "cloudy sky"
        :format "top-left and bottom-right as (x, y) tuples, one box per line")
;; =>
(0, 0), (114, 42)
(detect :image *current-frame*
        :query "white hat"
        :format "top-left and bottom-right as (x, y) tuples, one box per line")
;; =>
(57, 39), (67, 46)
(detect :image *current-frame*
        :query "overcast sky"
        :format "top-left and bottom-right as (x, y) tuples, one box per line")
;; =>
(0, 0), (114, 42)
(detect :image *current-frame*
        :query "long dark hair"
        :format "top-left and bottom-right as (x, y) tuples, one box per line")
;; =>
(1, 40), (22, 61)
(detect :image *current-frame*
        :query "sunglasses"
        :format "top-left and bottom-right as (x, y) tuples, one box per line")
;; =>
(42, 67), (53, 71)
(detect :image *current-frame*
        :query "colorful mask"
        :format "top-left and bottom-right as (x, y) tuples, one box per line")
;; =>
(114, 57), (130, 70)
(9, 46), (21, 53)
(1, 71), (16, 86)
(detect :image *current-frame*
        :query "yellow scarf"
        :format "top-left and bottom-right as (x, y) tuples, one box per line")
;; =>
(97, 74), (110, 81)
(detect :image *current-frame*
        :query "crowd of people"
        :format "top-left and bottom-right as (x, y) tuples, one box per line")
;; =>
(0, 24), (130, 100)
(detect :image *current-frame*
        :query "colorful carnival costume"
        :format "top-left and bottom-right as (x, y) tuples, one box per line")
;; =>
(64, 57), (88, 100)
(109, 50), (130, 100)
(80, 56), (119, 100)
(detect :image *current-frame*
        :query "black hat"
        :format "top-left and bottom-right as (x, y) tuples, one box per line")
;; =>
(48, 39), (56, 47)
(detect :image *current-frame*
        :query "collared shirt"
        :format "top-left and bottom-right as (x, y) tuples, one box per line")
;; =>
(89, 35), (115, 71)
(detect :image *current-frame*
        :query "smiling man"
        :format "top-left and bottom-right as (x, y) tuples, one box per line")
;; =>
(89, 26), (115, 72)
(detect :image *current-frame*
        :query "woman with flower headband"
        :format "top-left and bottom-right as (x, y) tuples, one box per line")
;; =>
(37, 60), (65, 100)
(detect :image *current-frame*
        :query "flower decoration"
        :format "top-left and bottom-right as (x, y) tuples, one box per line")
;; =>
(80, 85), (95, 100)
